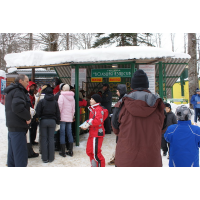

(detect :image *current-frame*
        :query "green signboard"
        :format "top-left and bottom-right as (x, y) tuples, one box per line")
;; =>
(91, 68), (131, 78)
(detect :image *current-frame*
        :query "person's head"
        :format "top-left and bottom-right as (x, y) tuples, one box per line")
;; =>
(196, 88), (200, 95)
(131, 69), (149, 90)
(54, 78), (61, 86)
(116, 84), (127, 97)
(79, 92), (83, 99)
(102, 83), (109, 91)
(62, 84), (70, 91)
(90, 94), (102, 106)
(164, 103), (171, 113)
(44, 86), (53, 95)
(175, 105), (192, 121)
(15, 74), (29, 89)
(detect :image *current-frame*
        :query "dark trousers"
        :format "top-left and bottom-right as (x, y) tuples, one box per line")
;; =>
(7, 131), (28, 167)
(194, 108), (200, 123)
(40, 119), (56, 162)
(161, 133), (170, 153)
(29, 116), (39, 143)
(104, 116), (111, 134)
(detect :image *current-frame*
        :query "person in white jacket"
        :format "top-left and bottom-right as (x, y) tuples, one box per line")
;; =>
(58, 84), (75, 157)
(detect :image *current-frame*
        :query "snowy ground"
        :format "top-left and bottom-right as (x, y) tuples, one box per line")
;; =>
(0, 102), (199, 167)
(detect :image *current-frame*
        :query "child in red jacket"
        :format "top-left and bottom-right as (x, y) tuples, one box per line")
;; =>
(81, 94), (107, 167)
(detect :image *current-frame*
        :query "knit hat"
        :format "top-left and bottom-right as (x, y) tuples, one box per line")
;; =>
(103, 83), (109, 88)
(131, 69), (149, 89)
(91, 94), (102, 103)
(44, 87), (53, 94)
(164, 102), (171, 110)
(62, 84), (70, 91)
(59, 83), (65, 90)
(196, 88), (200, 92)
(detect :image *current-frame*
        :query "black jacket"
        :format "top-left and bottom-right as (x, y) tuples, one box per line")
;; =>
(54, 91), (61, 101)
(101, 88), (112, 113)
(36, 93), (60, 124)
(164, 111), (177, 131)
(4, 83), (31, 132)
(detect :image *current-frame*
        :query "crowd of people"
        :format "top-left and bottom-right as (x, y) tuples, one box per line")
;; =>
(3, 70), (200, 167)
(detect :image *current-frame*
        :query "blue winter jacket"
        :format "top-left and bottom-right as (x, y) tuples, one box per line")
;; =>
(191, 94), (199, 108)
(164, 120), (200, 167)
(194, 95), (200, 108)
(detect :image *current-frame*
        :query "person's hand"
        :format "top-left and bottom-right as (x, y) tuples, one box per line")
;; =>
(81, 127), (88, 130)
(197, 102), (200, 104)
(26, 119), (31, 124)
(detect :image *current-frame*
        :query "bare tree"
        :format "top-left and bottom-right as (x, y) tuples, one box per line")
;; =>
(171, 33), (175, 52)
(188, 33), (198, 108)
(184, 33), (187, 53)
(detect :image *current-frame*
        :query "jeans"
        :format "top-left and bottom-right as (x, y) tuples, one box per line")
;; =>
(7, 131), (28, 167)
(60, 122), (73, 144)
(40, 119), (56, 162)
(194, 108), (200, 123)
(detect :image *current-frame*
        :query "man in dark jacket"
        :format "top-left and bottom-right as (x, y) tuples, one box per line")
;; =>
(113, 69), (165, 167)
(4, 74), (31, 167)
(101, 83), (112, 134)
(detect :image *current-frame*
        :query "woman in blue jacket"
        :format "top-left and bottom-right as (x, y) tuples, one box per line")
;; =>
(190, 88), (200, 123)
(164, 105), (200, 167)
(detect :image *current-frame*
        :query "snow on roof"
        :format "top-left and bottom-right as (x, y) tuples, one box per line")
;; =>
(0, 70), (6, 78)
(4, 46), (191, 68)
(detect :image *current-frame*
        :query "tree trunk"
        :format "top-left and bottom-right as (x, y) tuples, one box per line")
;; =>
(188, 33), (198, 108)
(29, 33), (33, 50)
(133, 33), (137, 46)
(49, 33), (58, 51)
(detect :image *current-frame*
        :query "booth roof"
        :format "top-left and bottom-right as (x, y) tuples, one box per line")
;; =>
(5, 46), (191, 68)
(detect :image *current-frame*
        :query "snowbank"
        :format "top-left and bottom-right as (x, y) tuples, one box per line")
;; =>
(5, 46), (191, 68)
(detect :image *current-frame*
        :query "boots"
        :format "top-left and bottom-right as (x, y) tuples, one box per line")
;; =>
(59, 144), (66, 157)
(66, 143), (73, 157)
(27, 143), (39, 158)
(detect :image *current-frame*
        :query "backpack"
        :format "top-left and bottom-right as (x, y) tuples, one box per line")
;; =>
(92, 105), (109, 122)
(100, 106), (109, 121)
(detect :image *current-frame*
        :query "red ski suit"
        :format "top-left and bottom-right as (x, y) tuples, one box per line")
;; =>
(86, 103), (105, 167)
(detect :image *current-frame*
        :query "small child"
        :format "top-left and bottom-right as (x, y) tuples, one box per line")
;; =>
(161, 103), (177, 157)
(164, 105), (200, 167)
(81, 94), (107, 167)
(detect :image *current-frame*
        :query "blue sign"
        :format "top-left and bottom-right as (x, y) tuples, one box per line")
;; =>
(1, 79), (6, 94)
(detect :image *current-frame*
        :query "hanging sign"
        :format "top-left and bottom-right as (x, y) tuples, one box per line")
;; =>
(91, 68), (131, 78)
(91, 78), (103, 82)
(139, 65), (155, 94)
(109, 77), (121, 82)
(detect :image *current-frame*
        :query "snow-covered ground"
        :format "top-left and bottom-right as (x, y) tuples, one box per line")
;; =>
(0, 102), (199, 167)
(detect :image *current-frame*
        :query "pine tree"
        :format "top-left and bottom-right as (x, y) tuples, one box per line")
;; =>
(92, 33), (154, 48)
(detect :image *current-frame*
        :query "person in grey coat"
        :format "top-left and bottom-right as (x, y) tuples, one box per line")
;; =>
(101, 83), (112, 134)
(161, 103), (177, 157)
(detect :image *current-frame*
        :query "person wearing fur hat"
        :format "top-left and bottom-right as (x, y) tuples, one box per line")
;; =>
(58, 84), (75, 157)
(161, 103), (177, 158)
(113, 69), (166, 167)
(164, 105), (200, 167)
(80, 94), (107, 167)
(54, 83), (65, 101)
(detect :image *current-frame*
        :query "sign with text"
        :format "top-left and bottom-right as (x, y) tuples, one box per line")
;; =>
(91, 68), (131, 78)
(139, 65), (155, 94)
(109, 77), (121, 82)
(91, 78), (103, 82)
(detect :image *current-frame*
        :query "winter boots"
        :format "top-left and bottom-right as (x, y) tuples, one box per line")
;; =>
(66, 143), (73, 157)
(27, 143), (39, 158)
(59, 144), (66, 157)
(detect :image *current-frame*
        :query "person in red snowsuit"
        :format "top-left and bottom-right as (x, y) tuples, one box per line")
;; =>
(81, 94), (106, 167)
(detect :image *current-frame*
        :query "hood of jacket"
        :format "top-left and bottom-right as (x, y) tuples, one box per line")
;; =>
(44, 93), (55, 101)
(123, 90), (162, 118)
(60, 91), (74, 101)
(117, 84), (127, 97)
(4, 83), (28, 94)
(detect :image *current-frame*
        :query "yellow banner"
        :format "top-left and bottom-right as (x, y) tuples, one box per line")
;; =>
(109, 77), (121, 82)
(91, 78), (103, 82)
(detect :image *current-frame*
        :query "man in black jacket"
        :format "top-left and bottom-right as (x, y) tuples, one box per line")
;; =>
(4, 74), (31, 167)
(101, 83), (112, 134)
